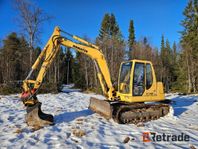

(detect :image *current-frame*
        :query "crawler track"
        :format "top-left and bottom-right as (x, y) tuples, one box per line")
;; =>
(89, 97), (170, 124)
(113, 103), (170, 124)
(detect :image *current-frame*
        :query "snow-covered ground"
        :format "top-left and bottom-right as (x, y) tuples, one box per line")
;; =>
(0, 87), (198, 149)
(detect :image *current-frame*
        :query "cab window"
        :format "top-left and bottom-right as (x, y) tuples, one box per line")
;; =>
(146, 63), (153, 89)
(133, 63), (145, 96)
(119, 62), (132, 94)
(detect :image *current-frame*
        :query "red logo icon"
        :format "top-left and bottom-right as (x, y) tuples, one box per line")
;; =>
(143, 132), (151, 142)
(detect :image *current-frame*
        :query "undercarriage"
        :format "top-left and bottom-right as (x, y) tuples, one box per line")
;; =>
(89, 97), (170, 124)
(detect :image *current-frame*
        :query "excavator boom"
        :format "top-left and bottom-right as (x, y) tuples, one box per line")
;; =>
(21, 27), (116, 128)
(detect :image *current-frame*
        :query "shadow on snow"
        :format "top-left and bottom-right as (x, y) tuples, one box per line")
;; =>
(169, 95), (197, 116)
(54, 109), (93, 123)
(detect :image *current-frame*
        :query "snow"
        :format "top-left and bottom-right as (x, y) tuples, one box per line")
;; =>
(0, 88), (198, 149)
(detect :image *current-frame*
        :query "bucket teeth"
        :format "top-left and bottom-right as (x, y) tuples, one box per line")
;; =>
(25, 102), (54, 129)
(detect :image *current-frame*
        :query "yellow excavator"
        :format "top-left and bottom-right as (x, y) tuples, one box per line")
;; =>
(20, 27), (170, 128)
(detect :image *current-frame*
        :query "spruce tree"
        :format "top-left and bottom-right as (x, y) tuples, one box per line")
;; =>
(98, 13), (110, 40)
(0, 32), (32, 93)
(109, 14), (119, 37)
(172, 41), (177, 65)
(160, 35), (165, 55)
(160, 35), (165, 71)
(180, 0), (198, 92)
(160, 36), (173, 92)
(65, 48), (73, 84)
(128, 20), (135, 48)
(128, 20), (135, 59)
(165, 39), (171, 63)
(172, 42), (176, 55)
(98, 13), (123, 41)
(97, 13), (125, 84)
(2, 33), (21, 82)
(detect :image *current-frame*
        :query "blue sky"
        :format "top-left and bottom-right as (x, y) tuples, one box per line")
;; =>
(0, 0), (188, 49)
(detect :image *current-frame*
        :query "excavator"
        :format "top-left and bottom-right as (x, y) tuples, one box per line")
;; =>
(20, 26), (170, 128)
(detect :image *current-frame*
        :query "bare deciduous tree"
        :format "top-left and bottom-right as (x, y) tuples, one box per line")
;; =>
(14, 0), (52, 65)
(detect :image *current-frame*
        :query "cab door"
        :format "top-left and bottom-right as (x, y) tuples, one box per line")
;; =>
(133, 62), (145, 96)
(145, 63), (157, 98)
(118, 62), (132, 94)
(132, 62), (156, 102)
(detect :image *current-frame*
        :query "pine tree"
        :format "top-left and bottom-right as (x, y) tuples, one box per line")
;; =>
(2, 33), (21, 82)
(97, 13), (125, 84)
(98, 13), (110, 40)
(180, 0), (198, 92)
(109, 14), (119, 37)
(65, 48), (73, 84)
(0, 32), (32, 94)
(165, 39), (171, 65)
(172, 41), (177, 66)
(170, 48), (187, 92)
(128, 20), (135, 48)
(160, 35), (165, 59)
(160, 36), (174, 92)
(98, 13), (123, 41)
(172, 42), (177, 56)
(128, 20), (135, 59)
(73, 52), (86, 89)
(159, 35), (165, 81)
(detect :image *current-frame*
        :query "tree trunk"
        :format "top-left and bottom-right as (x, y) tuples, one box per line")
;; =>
(29, 34), (33, 66)
(67, 60), (70, 84)
(85, 60), (88, 89)
(186, 52), (192, 93)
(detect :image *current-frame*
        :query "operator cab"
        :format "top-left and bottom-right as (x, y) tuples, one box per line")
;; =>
(118, 59), (155, 100)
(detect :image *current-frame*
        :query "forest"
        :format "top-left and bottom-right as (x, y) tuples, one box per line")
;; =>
(0, 0), (197, 94)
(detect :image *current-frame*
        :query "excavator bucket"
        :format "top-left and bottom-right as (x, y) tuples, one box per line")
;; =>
(25, 102), (54, 129)
(89, 97), (113, 119)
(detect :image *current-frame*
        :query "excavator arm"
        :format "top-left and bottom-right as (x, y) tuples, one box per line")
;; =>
(20, 27), (116, 128)
(21, 27), (115, 106)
